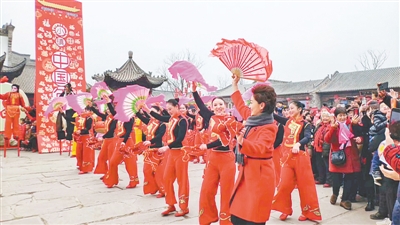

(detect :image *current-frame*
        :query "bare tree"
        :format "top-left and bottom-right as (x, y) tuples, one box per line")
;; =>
(355, 50), (388, 71)
(157, 49), (204, 95)
(217, 75), (231, 89)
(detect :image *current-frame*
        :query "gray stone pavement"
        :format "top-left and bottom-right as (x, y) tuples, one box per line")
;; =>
(1, 149), (382, 225)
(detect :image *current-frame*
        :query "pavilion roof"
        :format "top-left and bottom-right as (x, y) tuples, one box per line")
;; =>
(92, 51), (167, 89)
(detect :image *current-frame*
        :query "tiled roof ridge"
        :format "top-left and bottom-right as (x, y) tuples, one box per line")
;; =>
(1, 58), (26, 72)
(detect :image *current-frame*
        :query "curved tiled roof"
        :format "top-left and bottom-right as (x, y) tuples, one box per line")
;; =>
(1, 58), (26, 73)
(316, 67), (400, 93)
(12, 64), (35, 94)
(104, 51), (167, 86)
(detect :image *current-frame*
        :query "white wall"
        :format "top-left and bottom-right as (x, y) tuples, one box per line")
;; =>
(0, 36), (8, 66)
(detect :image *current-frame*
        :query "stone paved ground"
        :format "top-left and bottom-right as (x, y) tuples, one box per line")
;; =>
(1, 149), (383, 225)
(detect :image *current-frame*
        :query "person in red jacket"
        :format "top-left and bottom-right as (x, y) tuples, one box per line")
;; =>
(324, 107), (363, 210)
(313, 111), (332, 187)
(230, 75), (278, 225)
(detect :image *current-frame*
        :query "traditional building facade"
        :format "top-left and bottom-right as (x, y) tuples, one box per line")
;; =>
(212, 67), (400, 108)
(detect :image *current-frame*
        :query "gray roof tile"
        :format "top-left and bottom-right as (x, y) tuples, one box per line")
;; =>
(12, 64), (35, 94)
(316, 67), (400, 93)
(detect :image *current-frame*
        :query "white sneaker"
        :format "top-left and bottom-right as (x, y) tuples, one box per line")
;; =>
(376, 218), (392, 225)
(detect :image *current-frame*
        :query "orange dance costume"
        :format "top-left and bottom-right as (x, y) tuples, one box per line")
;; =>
(136, 111), (167, 197)
(92, 103), (117, 175)
(74, 112), (95, 174)
(150, 110), (190, 217)
(192, 91), (236, 225)
(229, 91), (277, 224)
(0, 85), (30, 140)
(273, 122), (285, 187)
(272, 114), (322, 221)
(102, 118), (139, 188)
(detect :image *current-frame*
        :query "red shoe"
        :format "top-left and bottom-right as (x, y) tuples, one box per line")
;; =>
(161, 205), (176, 216)
(70, 155), (76, 158)
(279, 214), (289, 221)
(106, 184), (114, 188)
(79, 171), (88, 175)
(323, 183), (331, 188)
(126, 182), (137, 189)
(315, 180), (322, 184)
(99, 176), (104, 180)
(156, 193), (165, 198)
(175, 209), (189, 217)
(298, 215), (307, 221)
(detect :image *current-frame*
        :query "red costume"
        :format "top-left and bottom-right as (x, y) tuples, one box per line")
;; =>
(0, 89), (30, 140)
(136, 111), (167, 197)
(229, 91), (277, 224)
(92, 103), (117, 175)
(102, 119), (139, 188)
(272, 115), (322, 221)
(74, 112), (95, 174)
(190, 91), (236, 225)
(160, 113), (189, 216)
(93, 115), (117, 174)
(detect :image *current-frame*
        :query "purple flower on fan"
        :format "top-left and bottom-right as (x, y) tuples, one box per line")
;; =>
(66, 92), (92, 115)
(113, 85), (150, 122)
(44, 97), (67, 117)
(91, 82), (112, 99)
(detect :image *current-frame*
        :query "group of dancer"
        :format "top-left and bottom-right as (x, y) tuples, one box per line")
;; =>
(56, 75), (322, 225)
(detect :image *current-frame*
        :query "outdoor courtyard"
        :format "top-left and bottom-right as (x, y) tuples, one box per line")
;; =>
(2, 150), (381, 225)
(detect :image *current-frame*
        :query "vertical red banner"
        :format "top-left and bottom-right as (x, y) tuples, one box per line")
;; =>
(35, 0), (86, 153)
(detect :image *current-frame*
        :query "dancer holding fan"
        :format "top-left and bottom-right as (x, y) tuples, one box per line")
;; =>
(229, 75), (277, 225)
(73, 106), (95, 174)
(102, 86), (145, 189)
(153, 99), (189, 217)
(102, 116), (139, 188)
(191, 82), (237, 225)
(90, 100), (117, 178)
(136, 105), (167, 197)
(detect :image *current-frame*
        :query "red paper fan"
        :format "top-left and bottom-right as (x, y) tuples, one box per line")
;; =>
(210, 38), (273, 82)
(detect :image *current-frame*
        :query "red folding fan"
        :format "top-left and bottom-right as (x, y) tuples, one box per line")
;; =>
(210, 38), (273, 82)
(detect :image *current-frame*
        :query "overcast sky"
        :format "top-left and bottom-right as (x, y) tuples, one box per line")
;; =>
(1, 1), (399, 87)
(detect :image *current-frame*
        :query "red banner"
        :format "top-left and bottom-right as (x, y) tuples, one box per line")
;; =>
(35, 0), (86, 153)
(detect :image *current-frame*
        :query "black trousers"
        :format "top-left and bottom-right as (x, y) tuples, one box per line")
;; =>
(65, 109), (75, 141)
(316, 152), (332, 184)
(231, 215), (265, 225)
(378, 177), (399, 219)
(332, 172), (357, 201)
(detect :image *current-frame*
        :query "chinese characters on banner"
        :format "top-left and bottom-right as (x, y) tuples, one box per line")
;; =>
(35, 0), (86, 153)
